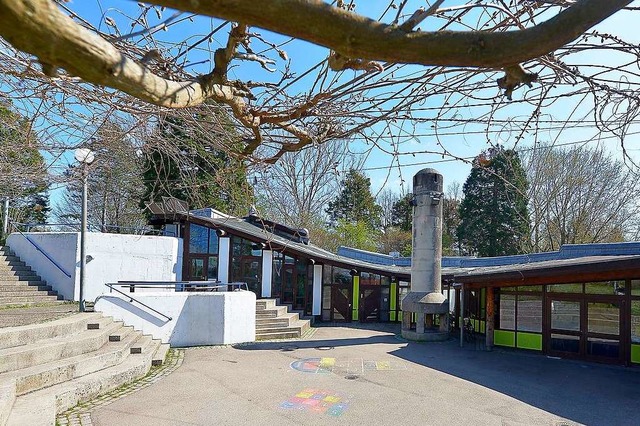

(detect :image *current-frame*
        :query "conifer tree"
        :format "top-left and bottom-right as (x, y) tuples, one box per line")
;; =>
(326, 169), (382, 230)
(458, 147), (530, 257)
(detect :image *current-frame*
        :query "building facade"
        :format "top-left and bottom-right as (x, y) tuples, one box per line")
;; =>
(150, 204), (640, 365)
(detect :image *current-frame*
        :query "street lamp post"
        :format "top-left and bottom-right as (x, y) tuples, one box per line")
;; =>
(74, 148), (95, 312)
(1, 197), (9, 242)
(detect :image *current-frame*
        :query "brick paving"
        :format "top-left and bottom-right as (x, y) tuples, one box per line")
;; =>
(56, 348), (185, 426)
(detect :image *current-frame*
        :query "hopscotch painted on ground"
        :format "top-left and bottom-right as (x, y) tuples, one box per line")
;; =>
(280, 389), (350, 417)
(290, 357), (408, 375)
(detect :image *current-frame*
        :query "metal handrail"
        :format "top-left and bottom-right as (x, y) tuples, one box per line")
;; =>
(116, 281), (249, 292)
(11, 221), (164, 235)
(9, 223), (72, 278)
(105, 283), (173, 321)
(103, 281), (249, 322)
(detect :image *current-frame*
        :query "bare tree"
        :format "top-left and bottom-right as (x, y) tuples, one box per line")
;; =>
(525, 145), (640, 251)
(443, 182), (462, 256)
(377, 189), (400, 230)
(0, 0), (638, 205)
(255, 139), (362, 227)
(55, 121), (147, 232)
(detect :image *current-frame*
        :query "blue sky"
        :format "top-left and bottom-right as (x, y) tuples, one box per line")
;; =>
(6, 0), (640, 208)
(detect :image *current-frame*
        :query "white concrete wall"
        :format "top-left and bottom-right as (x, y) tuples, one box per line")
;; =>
(7, 233), (78, 300)
(94, 291), (256, 346)
(261, 250), (273, 298)
(84, 233), (182, 301)
(8, 232), (183, 302)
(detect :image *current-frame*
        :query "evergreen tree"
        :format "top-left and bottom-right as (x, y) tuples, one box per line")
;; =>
(0, 103), (49, 227)
(141, 111), (252, 215)
(458, 147), (530, 257)
(391, 193), (413, 232)
(326, 169), (382, 230)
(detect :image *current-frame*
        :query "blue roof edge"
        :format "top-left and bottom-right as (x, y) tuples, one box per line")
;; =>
(337, 242), (640, 268)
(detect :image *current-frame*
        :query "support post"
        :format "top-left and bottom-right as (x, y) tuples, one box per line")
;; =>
(459, 285), (464, 348)
(79, 165), (88, 312)
(217, 237), (230, 283)
(486, 286), (495, 350)
(260, 249), (273, 298)
(312, 264), (322, 316)
(1, 198), (9, 240)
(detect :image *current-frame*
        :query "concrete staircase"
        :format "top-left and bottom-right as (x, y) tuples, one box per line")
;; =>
(0, 313), (169, 425)
(0, 246), (65, 308)
(255, 299), (311, 340)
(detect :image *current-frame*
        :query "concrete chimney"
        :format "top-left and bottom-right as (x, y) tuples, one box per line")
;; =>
(401, 168), (449, 341)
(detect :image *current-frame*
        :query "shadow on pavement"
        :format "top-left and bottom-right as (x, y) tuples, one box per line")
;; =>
(391, 337), (640, 426)
(237, 326), (640, 425)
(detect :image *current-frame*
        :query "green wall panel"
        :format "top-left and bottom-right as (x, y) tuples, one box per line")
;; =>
(352, 276), (359, 321)
(390, 282), (397, 321)
(631, 344), (640, 364)
(494, 330), (515, 347)
(516, 332), (542, 351)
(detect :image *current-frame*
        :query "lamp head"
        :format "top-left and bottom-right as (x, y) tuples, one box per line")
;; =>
(74, 148), (95, 165)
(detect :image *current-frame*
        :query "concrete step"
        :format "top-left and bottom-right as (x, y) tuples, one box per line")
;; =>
(0, 284), (52, 292)
(0, 317), (118, 373)
(0, 304), (79, 329)
(152, 343), (170, 366)
(0, 295), (62, 307)
(0, 276), (47, 287)
(0, 265), (31, 273)
(255, 306), (287, 318)
(0, 313), (100, 349)
(0, 254), (21, 262)
(6, 335), (160, 426)
(255, 320), (310, 336)
(0, 260), (26, 268)
(0, 379), (15, 426)
(0, 326), (138, 396)
(256, 299), (277, 310)
(0, 273), (40, 281)
(0, 290), (58, 298)
(255, 312), (299, 327)
(255, 330), (303, 340)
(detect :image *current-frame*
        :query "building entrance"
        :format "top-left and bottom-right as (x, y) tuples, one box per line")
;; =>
(331, 285), (352, 322)
(545, 294), (625, 364)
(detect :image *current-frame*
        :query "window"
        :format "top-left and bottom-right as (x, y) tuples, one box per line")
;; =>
(517, 295), (542, 332)
(333, 267), (352, 286)
(230, 236), (262, 295)
(499, 294), (516, 330)
(189, 224), (209, 254)
(548, 283), (583, 293)
(585, 281), (625, 295)
(188, 224), (219, 255)
(632, 301), (640, 344)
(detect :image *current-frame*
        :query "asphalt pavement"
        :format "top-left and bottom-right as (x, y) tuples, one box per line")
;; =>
(91, 324), (640, 426)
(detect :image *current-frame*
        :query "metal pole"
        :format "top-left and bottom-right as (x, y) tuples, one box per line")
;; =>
(79, 165), (88, 312)
(459, 284), (464, 348)
(1, 198), (9, 239)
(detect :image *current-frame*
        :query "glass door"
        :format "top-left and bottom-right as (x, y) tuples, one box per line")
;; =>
(187, 255), (218, 281)
(547, 298), (582, 357)
(585, 300), (623, 363)
(546, 296), (624, 363)
(359, 286), (381, 322)
(331, 285), (352, 322)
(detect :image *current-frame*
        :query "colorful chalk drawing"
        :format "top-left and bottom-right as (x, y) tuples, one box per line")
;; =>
(280, 388), (350, 417)
(290, 357), (407, 375)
